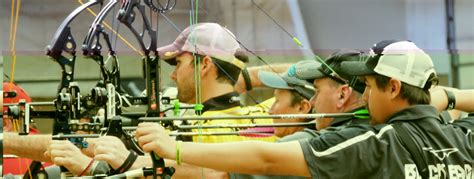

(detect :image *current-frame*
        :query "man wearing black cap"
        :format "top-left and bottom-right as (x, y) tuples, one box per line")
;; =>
(237, 49), (369, 134)
(290, 49), (369, 131)
(228, 50), (371, 179)
(134, 40), (474, 178)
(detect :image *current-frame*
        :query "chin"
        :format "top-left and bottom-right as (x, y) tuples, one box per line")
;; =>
(369, 118), (384, 126)
(274, 131), (284, 138)
(177, 95), (191, 104)
(274, 133), (282, 138)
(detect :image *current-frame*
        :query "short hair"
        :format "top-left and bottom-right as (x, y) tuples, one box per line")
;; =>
(288, 90), (313, 122)
(324, 78), (362, 99)
(194, 51), (248, 86)
(373, 74), (437, 105)
(289, 90), (306, 107)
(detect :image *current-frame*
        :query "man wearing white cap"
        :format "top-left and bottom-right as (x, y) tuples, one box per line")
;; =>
(87, 22), (276, 177)
(156, 22), (277, 143)
(158, 22), (246, 105)
(15, 22), (275, 177)
(134, 40), (474, 178)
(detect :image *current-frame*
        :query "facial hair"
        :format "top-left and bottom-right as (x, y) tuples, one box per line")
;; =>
(176, 75), (196, 103)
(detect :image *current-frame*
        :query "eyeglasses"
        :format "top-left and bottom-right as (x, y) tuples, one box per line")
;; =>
(314, 56), (348, 84)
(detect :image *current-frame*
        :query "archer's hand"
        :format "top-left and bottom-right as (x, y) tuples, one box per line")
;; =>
(45, 140), (92, 175)
(135, 122), (176, 159)
(93, 136), (130, 170)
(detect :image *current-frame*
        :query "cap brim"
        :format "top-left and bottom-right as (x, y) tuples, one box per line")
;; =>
(157, 43), (184, 66)
(292, 86), (315, 99)
(340, 61), (376, 76)
(289, 60), (324, 80)
(258, 71), (293, 90)
(305, 69), (326, 80)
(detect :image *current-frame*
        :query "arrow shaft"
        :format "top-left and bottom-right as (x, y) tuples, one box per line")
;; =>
(139, 113), (353, 121)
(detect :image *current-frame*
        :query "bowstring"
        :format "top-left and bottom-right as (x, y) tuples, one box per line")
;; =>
(188, 1), (206, 178)
(78, 0), (143, 56)
(8, 0), (32, 177)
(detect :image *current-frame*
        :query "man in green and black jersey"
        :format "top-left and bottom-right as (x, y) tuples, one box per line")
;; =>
(229, 49), (371, 179)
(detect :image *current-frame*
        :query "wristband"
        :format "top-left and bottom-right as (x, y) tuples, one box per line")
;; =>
(79, 159), (95, 176)
(88, 160), (99, 176)
(109, 150), (138, 174)
(443, 89), (456, 110)
(242, 68), (253, 91)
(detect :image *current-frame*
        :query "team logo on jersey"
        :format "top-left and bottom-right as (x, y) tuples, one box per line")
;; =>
(422, 147), (459, 161)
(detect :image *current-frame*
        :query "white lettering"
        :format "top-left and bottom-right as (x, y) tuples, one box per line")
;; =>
(405, 164), (421, 179)
(430, 165), (439, 179)
(448, 165), (465, 179)
(414, 164), (474, 179)
(437, 163), (447, 178)
(428, 164), (447, 179)
(464, 164), (472, 179)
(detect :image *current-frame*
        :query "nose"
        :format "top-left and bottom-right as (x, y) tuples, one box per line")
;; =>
(310, 95), (317, 108)
(268, 104), (276, 115)
(171, 68), (177, 81)
(363, 87), (369, 102)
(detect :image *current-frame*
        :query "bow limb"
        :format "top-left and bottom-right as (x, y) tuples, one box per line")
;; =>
(116, 1), (176, 178)
(46, 0), (104, 94)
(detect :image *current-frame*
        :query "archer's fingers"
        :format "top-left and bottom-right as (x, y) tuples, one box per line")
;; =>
(141, 142), (157, 153)
(49, 149), (70, 158)
(50, 140), (77, 151)
(136, 133), (158, 148)
(135, 123), (162, 138)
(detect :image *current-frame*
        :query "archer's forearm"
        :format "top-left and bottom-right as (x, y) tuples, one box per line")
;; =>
(431, 87), (474, 112)
(128, 155), (153, 170)
(168, 159), (229, 179)
(178, 141), (309, 177)
(455, 90), (474, 112)
(3, 132), (52, 162)
(248, 64), (292, 88)
(235, 64), (292, 93)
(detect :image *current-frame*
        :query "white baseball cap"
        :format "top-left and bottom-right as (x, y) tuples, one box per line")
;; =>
(157, 22), (245, 69)
(341, 40), (436, 89)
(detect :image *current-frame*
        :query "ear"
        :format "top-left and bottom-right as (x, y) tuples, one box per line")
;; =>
(200, 56), (215, 77)
(336, 84), (352, 108)
(388, 78), (402, 99)
(298, 99), (312, 114)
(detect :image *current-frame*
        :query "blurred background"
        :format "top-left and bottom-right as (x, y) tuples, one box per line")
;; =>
(1, 0), (473, 131)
